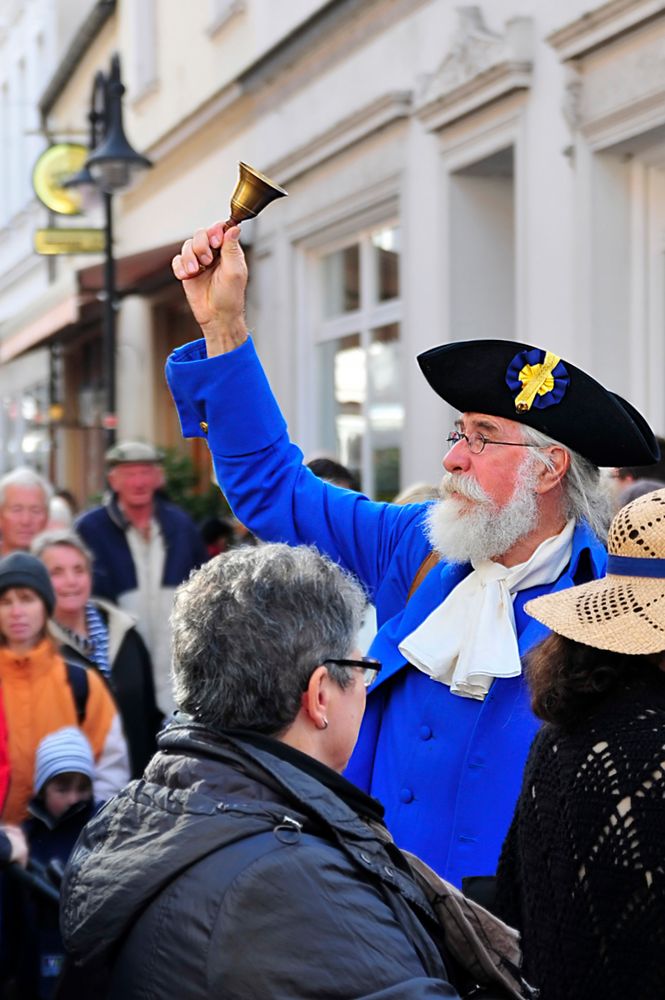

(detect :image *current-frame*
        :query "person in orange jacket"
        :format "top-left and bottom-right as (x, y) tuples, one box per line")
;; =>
(0, 690), (21, 867)
(0, 553), (129, 824)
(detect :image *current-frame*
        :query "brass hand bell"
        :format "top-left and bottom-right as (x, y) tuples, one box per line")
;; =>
(223, 162), (288, 229)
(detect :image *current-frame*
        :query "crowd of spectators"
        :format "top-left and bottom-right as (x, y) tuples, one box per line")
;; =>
(0, 415), (663, 998)
(0, 442), (250, 997)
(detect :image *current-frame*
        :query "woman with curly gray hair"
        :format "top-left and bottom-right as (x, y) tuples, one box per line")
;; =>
(60, 543), (471, 999)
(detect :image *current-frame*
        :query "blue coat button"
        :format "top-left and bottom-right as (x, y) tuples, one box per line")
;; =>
(399, 787), (414, 803)
(419, 725), (432, 740)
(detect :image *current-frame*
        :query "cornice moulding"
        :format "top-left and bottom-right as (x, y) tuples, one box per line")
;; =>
(547, 0), (665, 61)
(416, 62), (531, 132)
(265, 91), (412, 185)
(581, 84), (665, 147)
(287, 175), (400, 246)
(146, 82), (243, 162)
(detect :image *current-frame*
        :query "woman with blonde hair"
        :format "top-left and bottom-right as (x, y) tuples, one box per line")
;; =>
(32, 529), (162, 777)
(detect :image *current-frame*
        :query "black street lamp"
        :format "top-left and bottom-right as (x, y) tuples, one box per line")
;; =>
(64, 54), (152, 447)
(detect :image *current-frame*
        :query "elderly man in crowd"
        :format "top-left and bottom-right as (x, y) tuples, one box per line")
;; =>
(76, 441), (207, 716)
(0, 467), (51, 556)
(165, 223), (658, 887)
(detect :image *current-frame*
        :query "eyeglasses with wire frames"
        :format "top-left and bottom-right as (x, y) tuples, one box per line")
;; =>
(323, 657), (382, 687)
(446, 429), (544, 456)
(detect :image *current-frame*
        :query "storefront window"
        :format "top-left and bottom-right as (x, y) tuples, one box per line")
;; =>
(0, 383), (50, 475)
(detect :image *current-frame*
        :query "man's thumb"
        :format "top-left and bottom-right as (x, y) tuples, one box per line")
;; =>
(222, 226), (243, 254)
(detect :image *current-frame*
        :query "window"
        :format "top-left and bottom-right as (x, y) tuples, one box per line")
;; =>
(0, 382), (50, 475)
(131, 0), (158, 97)
(0, 81), (8, 225)
(315, 224), (402, 500)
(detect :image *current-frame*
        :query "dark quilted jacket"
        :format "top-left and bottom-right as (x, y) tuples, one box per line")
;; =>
(61, 723), (461, 999)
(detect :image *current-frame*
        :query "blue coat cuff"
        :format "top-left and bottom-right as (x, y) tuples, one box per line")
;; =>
(165, 335), (288, 454)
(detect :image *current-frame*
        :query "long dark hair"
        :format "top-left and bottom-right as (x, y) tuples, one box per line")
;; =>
(527, 632), (660, 727)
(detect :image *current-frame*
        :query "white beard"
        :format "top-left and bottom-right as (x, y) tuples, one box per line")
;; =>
(425, 457), (541, 564)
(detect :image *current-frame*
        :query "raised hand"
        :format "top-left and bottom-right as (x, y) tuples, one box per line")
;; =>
(172, 223), (249, 356)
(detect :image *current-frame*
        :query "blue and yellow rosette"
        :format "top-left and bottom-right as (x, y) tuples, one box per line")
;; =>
(505, 348), (570, 413)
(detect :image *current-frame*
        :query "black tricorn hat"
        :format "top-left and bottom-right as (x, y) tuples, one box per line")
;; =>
(417, 339), (659, 468)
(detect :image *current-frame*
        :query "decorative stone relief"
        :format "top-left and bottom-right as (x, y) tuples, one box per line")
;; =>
(548, 2), (665, 148)
(562, 64), (584, 135)
(416, 6), (533, 130)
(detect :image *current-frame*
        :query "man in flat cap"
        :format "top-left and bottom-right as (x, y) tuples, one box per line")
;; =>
(75, 441), (207, 715)
(166, 224), (658, 887)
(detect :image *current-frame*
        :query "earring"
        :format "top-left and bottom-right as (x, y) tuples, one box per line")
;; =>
(320, 718), (329, 730)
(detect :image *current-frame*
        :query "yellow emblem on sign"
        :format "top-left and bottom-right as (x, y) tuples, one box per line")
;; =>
(514, 352), (561, 413)
(32, 144), (88, 216)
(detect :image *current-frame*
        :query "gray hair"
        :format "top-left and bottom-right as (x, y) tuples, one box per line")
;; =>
(0, 467), (53, 507)
(171, 543), (367, 735)
(520, 425), (613, 539)
(31, 529), (93, 570)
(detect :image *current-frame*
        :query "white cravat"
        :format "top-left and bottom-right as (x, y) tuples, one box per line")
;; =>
(399, 519), (575, 700)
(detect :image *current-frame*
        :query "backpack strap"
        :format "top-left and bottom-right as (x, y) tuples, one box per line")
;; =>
(407, 551), (440, 602)
(64, 660), (89, 725)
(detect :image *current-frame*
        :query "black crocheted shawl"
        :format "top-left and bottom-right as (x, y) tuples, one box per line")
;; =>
(495, 668), (665, 1000)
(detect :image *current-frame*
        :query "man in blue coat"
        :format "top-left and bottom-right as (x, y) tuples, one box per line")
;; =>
(76, 441), (207, 716)
(166, 223), (659, 886)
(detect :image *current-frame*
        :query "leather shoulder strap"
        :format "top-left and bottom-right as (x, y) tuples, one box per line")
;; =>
(406, 551), (440, 602)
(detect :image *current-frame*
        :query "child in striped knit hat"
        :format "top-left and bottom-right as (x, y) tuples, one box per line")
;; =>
(5, 728), (99, 999)
(31, 726), (95, 824)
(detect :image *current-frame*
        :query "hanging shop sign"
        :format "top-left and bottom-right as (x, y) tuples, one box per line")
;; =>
(34, 228), (106, 255)
(32, 143), (88, 215)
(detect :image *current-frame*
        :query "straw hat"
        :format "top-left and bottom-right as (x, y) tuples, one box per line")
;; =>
(525, 488), (665, 654)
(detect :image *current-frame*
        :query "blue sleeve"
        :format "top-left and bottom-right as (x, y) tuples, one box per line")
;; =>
(166, 337), (424, 599)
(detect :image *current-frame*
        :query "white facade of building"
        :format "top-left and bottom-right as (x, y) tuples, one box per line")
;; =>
(0, 0), (100, 479)
(2, 0), (665, 500)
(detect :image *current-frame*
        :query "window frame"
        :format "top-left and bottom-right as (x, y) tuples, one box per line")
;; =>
(306, 218), (403, 499)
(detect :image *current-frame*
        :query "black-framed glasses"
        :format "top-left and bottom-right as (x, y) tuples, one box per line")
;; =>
(446, 430), (542, 456)
(323, 657), (382, 687)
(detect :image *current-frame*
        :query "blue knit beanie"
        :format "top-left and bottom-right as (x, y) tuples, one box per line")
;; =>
(34, 727), (95, 793)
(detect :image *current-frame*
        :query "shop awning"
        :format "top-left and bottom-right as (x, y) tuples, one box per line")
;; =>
(76, 240), (182, 297)
(0, 274), (83, 362)
(0, 240), (182, 362)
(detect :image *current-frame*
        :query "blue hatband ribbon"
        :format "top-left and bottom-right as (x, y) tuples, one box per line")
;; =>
(505, 348), (570, 413)
(607, 554), (665, 578)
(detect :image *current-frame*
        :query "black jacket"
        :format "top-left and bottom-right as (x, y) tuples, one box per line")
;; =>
(11, 800), (98, 999)
(496, 669), (665, 1000)
(61, 722), (461, 999)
